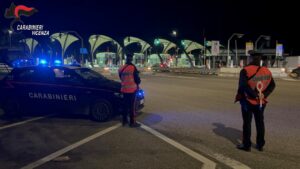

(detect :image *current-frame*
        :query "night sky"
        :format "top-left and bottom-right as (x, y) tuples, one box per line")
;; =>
(0, 0), (299, 54)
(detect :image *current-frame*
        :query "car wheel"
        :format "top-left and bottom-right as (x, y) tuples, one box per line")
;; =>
(90, 99), (112, 122)
(3, 98), (21, 117)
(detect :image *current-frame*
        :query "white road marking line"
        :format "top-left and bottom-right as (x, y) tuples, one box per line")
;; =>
(213, 153), (251, 169)
(140, 123), (216, 169)
(20, 123), (121, 169)
(0, 115), (53, 131)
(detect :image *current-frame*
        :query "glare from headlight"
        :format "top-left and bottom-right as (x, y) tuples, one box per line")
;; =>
(147, 67), (152, 70)
(281, 68), (286, 72)
(104, 67), (110, 71)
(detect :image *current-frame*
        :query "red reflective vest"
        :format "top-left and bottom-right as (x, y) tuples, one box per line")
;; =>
(244, 65), (272, 105)
(119, 64), (138, 93)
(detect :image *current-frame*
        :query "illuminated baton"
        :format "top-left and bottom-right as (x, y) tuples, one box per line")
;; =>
(256, 81), (264, 109)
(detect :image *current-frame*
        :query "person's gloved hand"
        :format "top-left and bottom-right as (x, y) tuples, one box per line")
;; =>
(234, 93), (242, 103)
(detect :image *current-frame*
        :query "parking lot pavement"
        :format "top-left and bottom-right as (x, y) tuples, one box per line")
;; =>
(36, 124), (212, 169)
(0, 113), (233, 169)
(0, 114), (122, 169)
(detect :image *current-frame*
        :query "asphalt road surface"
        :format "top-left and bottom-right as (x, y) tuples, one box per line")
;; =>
(0, 74), (299, 169)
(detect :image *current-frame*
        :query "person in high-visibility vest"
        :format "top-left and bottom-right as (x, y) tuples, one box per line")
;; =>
(119, 53), (141, 127)
(235, 50), (276, 152)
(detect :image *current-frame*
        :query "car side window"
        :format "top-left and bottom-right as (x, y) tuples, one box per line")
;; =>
(33, 68), (55, 83)
(13, 68), (55, 83)
(14, 69), (35, 81)
(53, 68), (83, 86)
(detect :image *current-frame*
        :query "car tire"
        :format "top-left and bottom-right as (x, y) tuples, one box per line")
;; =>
(90, 99), (112, 122)
(3, 98), (21, 118)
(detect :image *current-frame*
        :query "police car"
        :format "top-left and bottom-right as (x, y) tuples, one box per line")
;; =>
(0, 66), (145, 122)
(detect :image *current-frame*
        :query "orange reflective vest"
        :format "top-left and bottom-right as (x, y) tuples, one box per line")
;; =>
(119, 64), (138, 93)
(244, 65), (272, 105)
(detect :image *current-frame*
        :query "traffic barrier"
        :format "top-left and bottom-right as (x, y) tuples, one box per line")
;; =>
(151, 67), (218, 75)
(91, 66), (220, 76)
(218, 67), (288, 78)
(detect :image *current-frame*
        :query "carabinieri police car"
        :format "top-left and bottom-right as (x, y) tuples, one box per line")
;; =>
(0, 66), (144, 121)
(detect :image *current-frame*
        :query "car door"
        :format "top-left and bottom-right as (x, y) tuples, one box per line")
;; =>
(52, 67), (88, 114)
(12, 67), (57, 113)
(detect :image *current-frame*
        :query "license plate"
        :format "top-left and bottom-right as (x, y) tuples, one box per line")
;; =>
(140, 99), (144, 104)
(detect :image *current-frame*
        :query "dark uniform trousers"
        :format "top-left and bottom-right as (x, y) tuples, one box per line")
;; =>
(240, 100), (266, 148)
(122, 92), (136, 124)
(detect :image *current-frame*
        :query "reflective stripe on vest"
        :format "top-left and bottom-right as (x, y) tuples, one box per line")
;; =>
(244, 65), (272, 105)
(119, 64), (137, 93)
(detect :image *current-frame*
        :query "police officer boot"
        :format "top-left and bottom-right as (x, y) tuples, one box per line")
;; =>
(129, 122), (141, 128)
(237, 144), (251, 152)
(256, 145), (264, 151)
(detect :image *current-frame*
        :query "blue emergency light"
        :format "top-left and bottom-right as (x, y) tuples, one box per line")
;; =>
(39, 59), (48, 65)
(12, 59), (35, 68)
(136, 89), (144, 98)
(54, 60), (62, 65)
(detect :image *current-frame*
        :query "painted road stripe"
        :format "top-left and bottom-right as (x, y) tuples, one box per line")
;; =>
(212, 153), (251, 169)
(141, 122), (252, 169)
(0, 115), (53, 131)
(21, 123), (121, 169)
(190, 144), (252, 169)
(140, 123), (216, 169)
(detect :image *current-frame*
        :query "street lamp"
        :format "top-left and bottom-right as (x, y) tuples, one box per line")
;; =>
(234, 38), (243, 67)
(175, 47), (179, 67)
(8, 29), (13, 48)
(171, 30), (180, 67)
(255, 35), (271, 50)
(171, 30), (177, 37)
(227, 33), (244, 67)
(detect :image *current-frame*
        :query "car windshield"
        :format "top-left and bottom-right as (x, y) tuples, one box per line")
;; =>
(74, 68), (107, 81)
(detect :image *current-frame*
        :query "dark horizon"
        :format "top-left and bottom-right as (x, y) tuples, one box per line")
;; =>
(0, 0), (299, 54)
